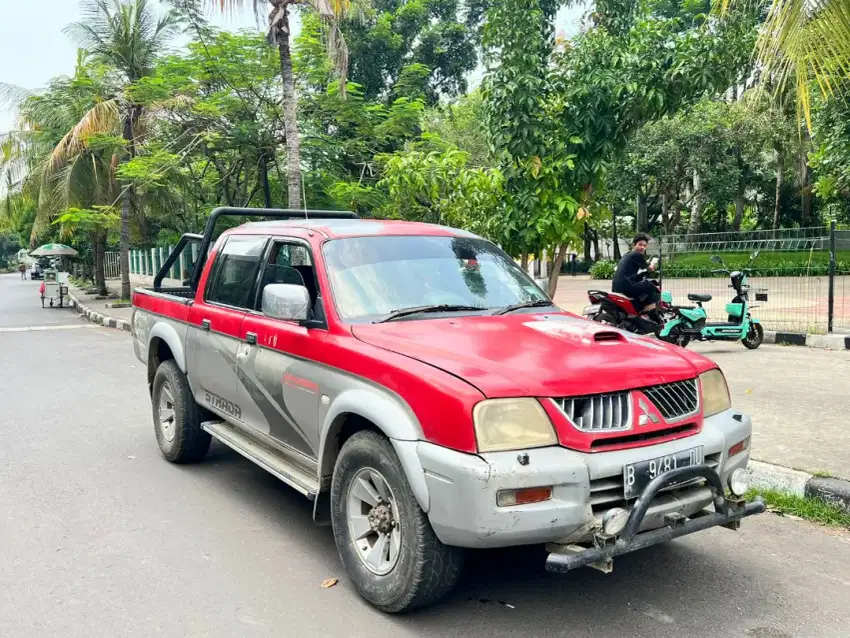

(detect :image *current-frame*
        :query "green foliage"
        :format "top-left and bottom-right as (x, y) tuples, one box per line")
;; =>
(339, 0), (483, 103)
(589, 260), (617, 279)
(482, 0), (580, 260)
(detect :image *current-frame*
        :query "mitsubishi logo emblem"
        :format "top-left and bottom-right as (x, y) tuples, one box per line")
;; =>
(638, 398), (660, 426)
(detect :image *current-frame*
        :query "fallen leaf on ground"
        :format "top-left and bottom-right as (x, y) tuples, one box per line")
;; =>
(745, 389), (753, 395)
(320, 578), (338, 589)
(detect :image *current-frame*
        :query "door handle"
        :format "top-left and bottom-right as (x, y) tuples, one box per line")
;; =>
(201, 318), (211, 331)
(245, 332), (257, 345)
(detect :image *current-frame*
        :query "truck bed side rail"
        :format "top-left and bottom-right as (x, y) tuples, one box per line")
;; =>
(188, 207), (358, 292)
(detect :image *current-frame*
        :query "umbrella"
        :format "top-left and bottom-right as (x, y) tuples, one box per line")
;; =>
(29, 243), (78, 257)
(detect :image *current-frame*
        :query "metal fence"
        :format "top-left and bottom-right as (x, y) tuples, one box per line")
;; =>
(656, 224), (849, 335)
(104, 251), (120, 280)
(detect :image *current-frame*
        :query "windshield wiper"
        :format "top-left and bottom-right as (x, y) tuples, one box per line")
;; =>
(492, 299), (554, 315)
(375, 304), (485, 323)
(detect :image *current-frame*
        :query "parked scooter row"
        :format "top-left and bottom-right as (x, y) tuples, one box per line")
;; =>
(583, 251), (766, 349)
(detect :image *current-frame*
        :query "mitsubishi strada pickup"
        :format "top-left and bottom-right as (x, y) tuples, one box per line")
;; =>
(131, 207), (764, 613)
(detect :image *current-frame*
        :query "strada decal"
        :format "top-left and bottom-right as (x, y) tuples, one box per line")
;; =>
(204, 390), (242, 421)
(283, 372), (319, 393)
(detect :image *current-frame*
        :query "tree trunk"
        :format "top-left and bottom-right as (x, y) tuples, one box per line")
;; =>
(734, 176), (745, 232)
(547, 243), (569, 299)
(800, 132), (812, 226)
(636, 192), (648, 233)
(520, 251), (529, 271)
(773, 143), (784, 230)
(277, 6), (303, 209)
(661, 192), (670, 231)
(687, 169), (703, 235)
(119, 111), (137, 300)
(583, 222), (592, 261)
(260, 153), (273, 208)
(612, 208), (621, 261)
(94, 231), (107, 297)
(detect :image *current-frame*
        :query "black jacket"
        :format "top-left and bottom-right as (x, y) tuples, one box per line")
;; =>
(612, 250), (648, 294)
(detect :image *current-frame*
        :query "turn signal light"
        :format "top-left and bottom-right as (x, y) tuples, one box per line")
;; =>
(728, 437), (750, 458)
(496, 486), (553, 507)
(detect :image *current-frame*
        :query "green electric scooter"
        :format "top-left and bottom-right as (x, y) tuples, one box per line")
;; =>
(658, 251), (765, 349)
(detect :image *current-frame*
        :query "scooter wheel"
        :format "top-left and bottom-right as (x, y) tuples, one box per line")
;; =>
(742, 323), (763, 349)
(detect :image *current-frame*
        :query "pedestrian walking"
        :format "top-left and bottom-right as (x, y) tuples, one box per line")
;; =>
(19, 263), (26, 280)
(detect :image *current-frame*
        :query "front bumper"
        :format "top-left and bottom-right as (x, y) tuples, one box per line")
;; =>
(416, 409), (756, 549)
(544, 465), (765, 573)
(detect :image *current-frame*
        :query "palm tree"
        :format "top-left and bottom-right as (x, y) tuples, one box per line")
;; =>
(723, 0), (850, 127)
(0, 71), (116, 294)
(65, 0), (180, 299)
(206, 0), (354, 209)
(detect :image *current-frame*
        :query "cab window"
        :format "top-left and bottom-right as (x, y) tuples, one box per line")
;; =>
(205, 236), (268, 309)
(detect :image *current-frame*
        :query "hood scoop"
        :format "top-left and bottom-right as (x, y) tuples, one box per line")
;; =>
(593, 330), (625, 343)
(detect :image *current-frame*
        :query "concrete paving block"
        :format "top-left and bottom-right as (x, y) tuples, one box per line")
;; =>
(806, 477), (850, 512)
(749, 460), (810, 498)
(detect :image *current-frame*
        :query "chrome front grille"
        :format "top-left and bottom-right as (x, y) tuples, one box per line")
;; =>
(555, 392), (631, 432)
(642, 379), (699, 422)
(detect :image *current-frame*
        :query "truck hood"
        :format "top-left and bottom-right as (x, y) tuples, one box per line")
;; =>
(352, 312), (714, 398)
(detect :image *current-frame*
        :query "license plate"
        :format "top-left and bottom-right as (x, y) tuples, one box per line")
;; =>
(623, 446), (704, 499)
(583, 304), (601, 316)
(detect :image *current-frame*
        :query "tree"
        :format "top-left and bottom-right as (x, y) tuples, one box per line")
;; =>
(340, 0), (484, 103)
(482, 0), (580, 298)
(722, 0), (850, 127)
(66, 0), (180, 299)
(206, 0), (356, 211)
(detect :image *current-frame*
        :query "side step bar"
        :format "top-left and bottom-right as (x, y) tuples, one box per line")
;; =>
(202, 421), (320, 500)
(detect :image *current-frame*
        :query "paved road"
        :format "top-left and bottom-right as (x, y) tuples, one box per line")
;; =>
(1, 273), (849, 637)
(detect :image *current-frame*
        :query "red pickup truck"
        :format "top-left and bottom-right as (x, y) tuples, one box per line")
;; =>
(131, 207), (764, 613)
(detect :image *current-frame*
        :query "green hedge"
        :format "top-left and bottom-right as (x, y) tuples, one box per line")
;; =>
(589, 260), (617, 279)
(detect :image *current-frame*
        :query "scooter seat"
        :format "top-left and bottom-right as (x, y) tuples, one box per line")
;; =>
(688, 293), (712, 302)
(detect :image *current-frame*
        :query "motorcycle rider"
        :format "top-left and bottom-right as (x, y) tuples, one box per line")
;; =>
(612, 233), (659, 315)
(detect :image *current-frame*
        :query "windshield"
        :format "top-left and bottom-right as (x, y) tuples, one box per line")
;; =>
(322, 235), (549, 321)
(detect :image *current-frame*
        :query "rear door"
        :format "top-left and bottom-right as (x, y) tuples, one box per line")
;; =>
(236, 239), (324, 458)
(186, 235), (268, 424)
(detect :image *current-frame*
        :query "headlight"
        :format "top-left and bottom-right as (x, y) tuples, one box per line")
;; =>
(700, 369), (731, 417)
(473, 398), (557, 453)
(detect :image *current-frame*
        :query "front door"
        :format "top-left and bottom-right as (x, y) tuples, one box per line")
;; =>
(186, 234), (268, 425)
(235, 240), (323, 458)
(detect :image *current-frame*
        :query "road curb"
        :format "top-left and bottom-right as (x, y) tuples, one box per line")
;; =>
(68, 290), (131, 333)
(750, 459), (850, 513)
(763, 330), (849, 350)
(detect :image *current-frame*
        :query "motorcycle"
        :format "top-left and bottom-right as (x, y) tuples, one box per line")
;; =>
(656, 251), (765, 349)
(583, 259), (679, 341)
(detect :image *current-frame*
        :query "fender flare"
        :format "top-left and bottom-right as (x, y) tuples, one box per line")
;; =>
(148, 322), (187, 373)
(658, 317), (683, 338)
(317, 389), (430, 512)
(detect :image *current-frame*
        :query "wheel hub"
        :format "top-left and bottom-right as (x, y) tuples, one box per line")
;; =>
(368, 502), (395, 535)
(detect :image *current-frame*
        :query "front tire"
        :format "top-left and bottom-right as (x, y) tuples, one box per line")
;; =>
(742, 322), (764, 349)
(151, 360), (211, 463)
(331, 431), (464, 613)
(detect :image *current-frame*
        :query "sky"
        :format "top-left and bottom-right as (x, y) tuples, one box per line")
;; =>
(0, 0), (584, 134)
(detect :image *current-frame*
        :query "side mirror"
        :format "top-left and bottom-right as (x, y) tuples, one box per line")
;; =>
(710, 255), (722, 264)
(262, 284), (311, 322)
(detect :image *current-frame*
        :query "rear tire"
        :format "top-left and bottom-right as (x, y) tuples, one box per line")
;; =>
(593, 311), (619, 327)
(742, 323), (764, 350)
(151, 360), (211, 463)
(331, 431), (464, 613)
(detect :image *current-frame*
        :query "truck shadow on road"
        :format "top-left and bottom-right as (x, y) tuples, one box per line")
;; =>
(195, 443), (789, 636)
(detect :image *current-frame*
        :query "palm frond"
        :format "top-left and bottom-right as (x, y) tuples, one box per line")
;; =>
(49, 99), (121, 172)
(722, 0), (850, 127)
